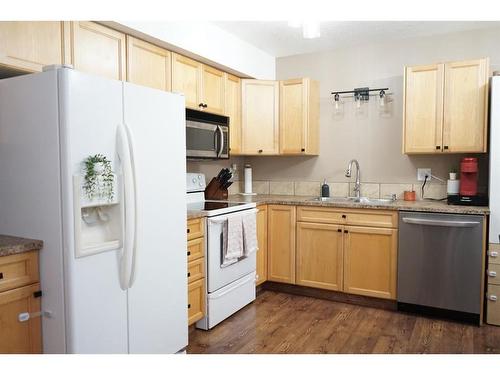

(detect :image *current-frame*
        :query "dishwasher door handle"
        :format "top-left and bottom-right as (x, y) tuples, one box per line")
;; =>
(402, 217), (480, 228)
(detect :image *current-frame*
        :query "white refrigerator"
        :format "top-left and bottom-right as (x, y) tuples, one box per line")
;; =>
(0, 66), (188, 353)
(491, 76), (500, 247)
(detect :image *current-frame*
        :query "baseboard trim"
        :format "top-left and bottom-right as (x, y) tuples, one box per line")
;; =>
(261, 281), (397, 311)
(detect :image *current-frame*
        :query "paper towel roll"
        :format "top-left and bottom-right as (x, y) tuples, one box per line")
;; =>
(244, 164), (252, 194)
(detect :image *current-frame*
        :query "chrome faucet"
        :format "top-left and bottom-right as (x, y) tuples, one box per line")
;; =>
(345, 159), (361, 199)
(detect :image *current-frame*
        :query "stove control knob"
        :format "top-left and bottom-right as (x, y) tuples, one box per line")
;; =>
(199, 182), (203, 186)
(198, 174), (202, 180)
(192, 178), (197, 183)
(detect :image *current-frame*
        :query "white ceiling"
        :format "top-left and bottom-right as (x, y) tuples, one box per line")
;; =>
(213, 21), (500, 58)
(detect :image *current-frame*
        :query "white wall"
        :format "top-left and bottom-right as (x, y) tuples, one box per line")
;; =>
(247, 27), (499, 188)
(105, 21), (275, 79)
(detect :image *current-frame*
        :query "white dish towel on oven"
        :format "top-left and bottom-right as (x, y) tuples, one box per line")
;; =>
(242, 211), (258, 256)
(224, 215), (244, 263)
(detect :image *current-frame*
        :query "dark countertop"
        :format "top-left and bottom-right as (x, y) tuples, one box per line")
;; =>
(186, 194), (489, 219)
(0, 235), (43, 257)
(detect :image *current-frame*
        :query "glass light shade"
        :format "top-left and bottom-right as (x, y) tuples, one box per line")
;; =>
(303, 21), (320, 39)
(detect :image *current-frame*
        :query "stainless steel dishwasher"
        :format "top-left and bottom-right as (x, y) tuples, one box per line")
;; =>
(398, 211), (484, 324)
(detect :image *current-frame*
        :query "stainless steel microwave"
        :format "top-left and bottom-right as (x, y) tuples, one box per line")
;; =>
(186, 109), (229, 159)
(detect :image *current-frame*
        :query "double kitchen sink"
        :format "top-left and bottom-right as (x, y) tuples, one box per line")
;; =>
(308, 196), (396, 204)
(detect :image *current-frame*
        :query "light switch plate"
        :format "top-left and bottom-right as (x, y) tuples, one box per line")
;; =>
(417, 168), (431, 181)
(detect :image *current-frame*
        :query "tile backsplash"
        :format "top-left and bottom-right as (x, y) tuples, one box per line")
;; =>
(228, 180), (452, 200)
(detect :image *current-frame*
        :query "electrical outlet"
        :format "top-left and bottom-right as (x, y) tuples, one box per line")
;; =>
(417, 168), (431, 181)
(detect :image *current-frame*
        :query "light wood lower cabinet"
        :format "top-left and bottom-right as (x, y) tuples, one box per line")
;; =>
(487, 243), (500, 326)
(296, 222), (343, 291)
(66, 21), (126, 81)
(343, 226), (398, 300)
(267, 205), (296, 284)
(126, 36), (171, 91)
(256, 205), (268, 286)
(187, 218), (206, 326)
(0, 21), (65, 73)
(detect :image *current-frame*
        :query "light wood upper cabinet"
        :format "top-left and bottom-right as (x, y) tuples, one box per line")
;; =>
(241, 80), (279, 155)
(403, 58), (489, 154)
(267, 205), (296, 284)
(280, 78), (319, 155)
(172, 53), (201, 109)
(225, 73), (242, 154)
(403, 64), (444, 153)
(201, 64), (225, 115)
(66, 21), (126, 81)
(343, 226), (397, 300)
(126, 36), (171, 91)
(172, 53), (225, 114)
(256, 205), (268, 286)
(443, 58), (489, 153)
(296, 221), (343, 291)
(0, 21), (64, 73)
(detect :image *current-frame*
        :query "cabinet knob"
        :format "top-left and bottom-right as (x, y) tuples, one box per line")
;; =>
(301, 148), (305, 152)
(187, 251), (191, 256)
(344, 230), (348, 233)
(203, 104), (208, 108)
(337, 229), (342, 233)
(487, 270), (497, 277)
(435, 146), (441, 150)
(188, 304), (191, 309)
(444, 146), (449, 150)
(187, 272), (191, 277)
(0, 272), (3, 280)
(187, 228), (191, 234)
(342, 214), (347, 219)
(488, 294), (498, 302)
(489, 251), (499, 258)
(258, 149), (263, 153)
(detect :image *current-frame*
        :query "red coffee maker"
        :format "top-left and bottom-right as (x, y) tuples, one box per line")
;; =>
(460, 157), (478, 197)
(448, 157), (487, 206)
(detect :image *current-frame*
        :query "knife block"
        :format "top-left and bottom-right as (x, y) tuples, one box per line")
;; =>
(204, 177), (228, 200)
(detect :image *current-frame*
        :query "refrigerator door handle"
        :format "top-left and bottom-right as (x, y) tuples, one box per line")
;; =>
(116, 123), (138, 290)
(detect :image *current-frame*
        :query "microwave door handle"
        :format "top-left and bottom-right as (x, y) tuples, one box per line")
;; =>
(217, 125), (224, 157)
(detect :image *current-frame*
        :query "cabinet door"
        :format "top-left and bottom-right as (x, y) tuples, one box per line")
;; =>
(225, 73), (242, 155)
(0, 283), (42, 354)
(187, 279), (205, 326)
(296, 222), (343, 291)
(443, 58), (488, 153)
(69, 21), (126, 81)
(403, 64), (444, 154)
(0, 21), (64, 73)
(126, 36), (171, 91)
(343, 226), (397, 300)
(171, 53), (201, 110)
(256, 205), (268, 286)
(280, 78), (305, 154)
(267, 205), (296, 284)
(201, 64), (225, 115)
(241, 80), (279, 155)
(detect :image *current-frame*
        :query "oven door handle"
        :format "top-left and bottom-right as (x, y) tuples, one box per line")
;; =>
(216, 125), (224, 158)
(402, 217), (479, 228)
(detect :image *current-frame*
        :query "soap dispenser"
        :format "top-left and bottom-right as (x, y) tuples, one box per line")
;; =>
(321, 179), (330, 197)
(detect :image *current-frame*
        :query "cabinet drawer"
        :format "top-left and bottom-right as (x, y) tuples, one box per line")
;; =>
(187, 218), (204, 240)
(487, 284), (500, 326)
(0, 252), (39, 293)
(187, 237), (204, 262)
(344, 208), (398, 229)
(297, 206), (398, 228)
(487, 263), (500, 285)
(188, 279), (205, 325)
(489, 244), (500, 265)
(188, 257), (205, 284)
(297, 206), (345, 224)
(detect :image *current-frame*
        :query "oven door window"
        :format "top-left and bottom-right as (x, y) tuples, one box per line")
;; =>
(186, 121), (217, 158)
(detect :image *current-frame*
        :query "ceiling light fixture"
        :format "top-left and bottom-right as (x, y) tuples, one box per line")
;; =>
(302, 21), (320, 39)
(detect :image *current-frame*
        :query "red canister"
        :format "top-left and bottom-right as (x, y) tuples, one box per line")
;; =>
(459, 157), (478, 196)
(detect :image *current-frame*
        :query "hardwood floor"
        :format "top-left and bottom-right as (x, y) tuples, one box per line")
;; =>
(187, 290), (500, 354)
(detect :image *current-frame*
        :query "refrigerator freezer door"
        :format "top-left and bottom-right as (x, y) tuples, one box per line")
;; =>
(123, 82), (188, 353)
(59, 69), (128, 353)
(0, 70), (67, 353)
(490, 76), (500, 244)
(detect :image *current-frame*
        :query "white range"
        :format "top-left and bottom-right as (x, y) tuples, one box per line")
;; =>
(186, 173), (257, 330)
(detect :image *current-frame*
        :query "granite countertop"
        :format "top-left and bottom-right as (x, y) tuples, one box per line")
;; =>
(187, 194), (489, 219)
(0, 235), (43, 257)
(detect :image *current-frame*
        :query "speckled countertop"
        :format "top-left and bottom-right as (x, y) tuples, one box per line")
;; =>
(186, 194), (489, 219)
(0, 235), (43, 257)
